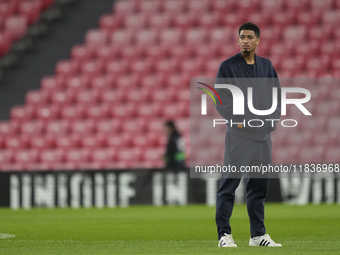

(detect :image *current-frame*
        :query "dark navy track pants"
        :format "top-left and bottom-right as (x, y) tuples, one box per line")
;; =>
(216, 132), (272, 239)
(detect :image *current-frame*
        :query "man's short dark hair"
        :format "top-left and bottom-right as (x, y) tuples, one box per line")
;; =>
(239, 22), (260, 38)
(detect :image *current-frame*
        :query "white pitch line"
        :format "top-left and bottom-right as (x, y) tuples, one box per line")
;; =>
(0, 233), (15, 239)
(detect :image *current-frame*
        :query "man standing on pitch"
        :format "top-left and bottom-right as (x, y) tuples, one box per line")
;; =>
(215, 23), (282, 247)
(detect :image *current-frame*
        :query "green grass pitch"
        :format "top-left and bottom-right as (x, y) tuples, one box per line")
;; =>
(0, 204), (339, 254)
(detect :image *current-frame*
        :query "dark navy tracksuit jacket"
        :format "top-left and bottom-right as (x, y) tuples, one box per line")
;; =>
(215, 52), (281, 140)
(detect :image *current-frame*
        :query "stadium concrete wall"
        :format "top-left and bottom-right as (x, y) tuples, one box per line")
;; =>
(0, 170), (338, 209)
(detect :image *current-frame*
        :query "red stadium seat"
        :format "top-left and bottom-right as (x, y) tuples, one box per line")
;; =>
(123, 118), (147, 133)
(236, 0), (261, 12)
(14, 149), (39, 165)
(169, 44), (194, 61)
(187, 0), (211, 12)
(281, 56), (305, 72)
(325, 146), (340, 164)
(105, 59), (129, 75)
(284, 0), (309, 11)
(284, 26), (307, 42)
(99, 14), (123, 32)
(10, 106), (35, 121)
(25, 90), (50, 106)
(109, 103), (137, 119)
(50, 89), (76, 105)
(146, 132), (167, 147)
(29, 135), (55, 149)
(70, 44), (94, 61)
(80, 59), (105, 77)
(75, 89), (100, 105)
(60, 105), (86, 119)
(110, 29), (134, 46)
(272, 146), (299, 165)
(113, 0), (138, 15)
(20, 120), (44, 135)
(141, 74), (166, 90)
(70, 119), (95, 134)
(147, 14), (172, 30)
(65, 148), (91, 164)
(54, 134), (81, 149)
(95, 119), (121, 134)
(130, 59), (153, 74)
(330, 86), (340, 100)
(295, 40), (320, 58)
(80, 133), (106, 148)
(312, 130), (339, 147)
(315, 100), (340, 116)
(154, 58), (179, 74)
(222, 11), (247, 28)
(40, 148), (65, 164)
(298, 145), (325, 164)
(145, 44), (169, 59)
(0, 149), (14, 165)
(90, 148), (117, 163)
(272, 12), (296, 28)
(107, 132), (133, 148)
(4, 15), (27, 41)
(124, 14), (147, 29)
(131, 134), (150, 149)
(261, 0), (284, 12)
(300, 116), (327, 131)
(327, 117), (340, 130)
(18, 1), (41, 25)
(296, 11), (321, 26)
(85, 29), (109, 46)
(45, 120), (70, 134)
(95, 45), (120, 62)
(312, 0), (334, 11)
(139, 0), (162, 14)
(35, 105), (60, 120)
(135, 29), (158, 45)
(65, 75), (91, 89)
(161, 103), (187, 119)
(247, 12), (272, 29)
(209, 27), (233, 44)
(84, 104), (110, 120)
(308, 25), (333, 41)
(159, 29), (183, 46)
(0, 2), (16, 19)
(99, 89), (124, 104)
(185, 28), (208, 45)
(142, 147), (164, 165)
(41, 75), (65, 90)
(91, 75), (115, 90)
(0, 121), (20, 136)
(162, 0), (186, 13)
(136, 102), (162, 118)
(117, 147), (143, 162)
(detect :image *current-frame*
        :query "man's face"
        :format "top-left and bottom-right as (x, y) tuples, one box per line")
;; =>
(238, 30), (260, 53)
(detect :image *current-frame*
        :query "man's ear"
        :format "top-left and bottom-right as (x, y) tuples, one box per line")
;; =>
(256, 37), (260, 46)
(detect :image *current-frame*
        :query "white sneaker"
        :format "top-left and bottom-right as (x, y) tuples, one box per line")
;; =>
(218, 233), (237, 247)
(249, 234), (282, 247)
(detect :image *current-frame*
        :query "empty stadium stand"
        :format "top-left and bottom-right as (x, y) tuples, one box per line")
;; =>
(0, 0), (339, 171)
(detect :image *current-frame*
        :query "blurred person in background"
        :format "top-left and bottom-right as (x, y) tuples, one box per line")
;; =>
(163, 120), (186, 170)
